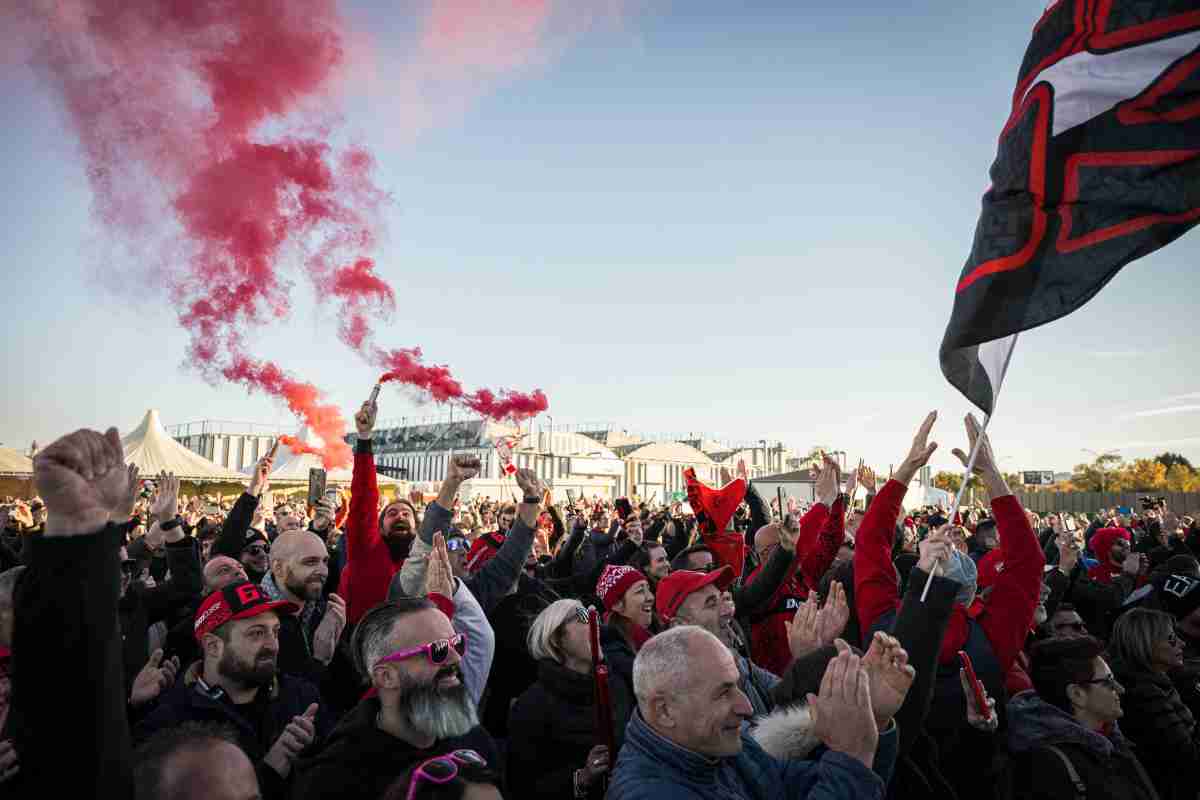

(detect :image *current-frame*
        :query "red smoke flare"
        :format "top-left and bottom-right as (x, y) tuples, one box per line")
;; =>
(13, 0), (589, 466)
(277, 434), (329, 461)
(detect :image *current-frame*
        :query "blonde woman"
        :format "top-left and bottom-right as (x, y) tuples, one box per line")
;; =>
(506, 599), (633, 799)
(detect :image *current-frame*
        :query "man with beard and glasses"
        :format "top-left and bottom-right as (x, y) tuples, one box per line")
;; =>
(213, 452), (278, 586)
(261, 531), (348, 689)
(291, 598), (499, 800)
(135, 580), (327, 800)
(340, 392), (479, 624)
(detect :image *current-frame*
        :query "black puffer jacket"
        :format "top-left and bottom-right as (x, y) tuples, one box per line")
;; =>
(1109, 659), (1200, 800)
(1006, 690), (1157, 800)
(507, 658), (634, 799)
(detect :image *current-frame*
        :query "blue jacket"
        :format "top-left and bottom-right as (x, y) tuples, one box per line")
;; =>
(609, 709), (897, 800)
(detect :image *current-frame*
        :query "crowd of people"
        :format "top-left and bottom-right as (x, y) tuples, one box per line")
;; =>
(1, 399), (1199, 800)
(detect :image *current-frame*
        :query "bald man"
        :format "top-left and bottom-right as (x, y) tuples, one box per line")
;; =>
(133, 722), (260, 800)
(203, 557), (248, 593)
(263, 530), (347, 688)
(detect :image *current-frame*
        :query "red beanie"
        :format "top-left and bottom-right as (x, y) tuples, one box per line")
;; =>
(1091, 527), (1131, 563)
(596, 565), (645, 612)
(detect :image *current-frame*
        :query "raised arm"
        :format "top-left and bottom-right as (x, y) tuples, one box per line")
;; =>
(855, 412), (937, 636)
(468, 470), (541, 613)
(953, 415), (1044, 673)
(11, 427), (136, 795)
(344, 396), (383, 623)
(799, 462), (845, 591)
(212, 459), (267, 560)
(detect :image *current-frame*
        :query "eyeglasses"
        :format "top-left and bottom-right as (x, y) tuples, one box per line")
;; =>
(1076, 674), (1121, 691)
(405, 750), (489, 800)
(377, 633), (468, 667)
(243, 544), (270, 556)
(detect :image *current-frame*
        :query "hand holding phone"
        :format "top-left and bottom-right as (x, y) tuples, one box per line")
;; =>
(959, 650), (995, 728)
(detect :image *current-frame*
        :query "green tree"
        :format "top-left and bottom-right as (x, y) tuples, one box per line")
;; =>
(1156, 452), (1194, 472)
(1121, 458), (1167, 491)
(1071, 453), (1125, 492)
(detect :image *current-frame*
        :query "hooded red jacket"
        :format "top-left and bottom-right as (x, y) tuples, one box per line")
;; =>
(855, 479), (1043, 675)
(744, 496), (843, 676)
(339, 439), (404, 624)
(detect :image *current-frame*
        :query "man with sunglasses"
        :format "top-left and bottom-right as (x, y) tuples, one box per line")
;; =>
(212, 451), (278, 587)
(292, 597), (498, 800)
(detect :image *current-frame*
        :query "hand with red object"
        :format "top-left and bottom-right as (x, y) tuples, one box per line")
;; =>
(960, 669), (998, 731)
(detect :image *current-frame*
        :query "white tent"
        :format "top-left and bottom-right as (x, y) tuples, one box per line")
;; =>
(122, 409), (247, 483)
(0, 447), (33, 477)
(249, 427), (402, 486)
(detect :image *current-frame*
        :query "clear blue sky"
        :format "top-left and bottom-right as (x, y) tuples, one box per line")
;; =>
(1, 1), (1197, 476)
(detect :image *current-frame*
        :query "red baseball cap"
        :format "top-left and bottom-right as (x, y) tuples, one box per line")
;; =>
(194, 580), (298, 641)
(656, 566), (734, 621)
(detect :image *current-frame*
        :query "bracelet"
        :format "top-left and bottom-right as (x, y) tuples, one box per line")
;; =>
(522, 496), (541, 505)
(161, 518), (182, 531)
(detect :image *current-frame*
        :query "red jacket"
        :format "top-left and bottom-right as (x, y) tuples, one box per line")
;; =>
(465, 531), (506, 573)
(855, 479), (1043, 674)
(339, 440), (402, 624)
(745, 497), (843, 677)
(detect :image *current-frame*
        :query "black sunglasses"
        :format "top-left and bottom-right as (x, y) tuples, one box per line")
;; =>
(243, 544), (270, 556)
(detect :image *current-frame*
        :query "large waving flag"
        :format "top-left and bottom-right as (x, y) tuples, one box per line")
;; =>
(941, 1), (1200, 414)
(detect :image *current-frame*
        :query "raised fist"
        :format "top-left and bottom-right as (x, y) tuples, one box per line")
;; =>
(35, 427), (131, 537)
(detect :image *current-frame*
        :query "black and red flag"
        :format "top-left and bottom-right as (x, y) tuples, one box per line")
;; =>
(941, 0), (1200, 414)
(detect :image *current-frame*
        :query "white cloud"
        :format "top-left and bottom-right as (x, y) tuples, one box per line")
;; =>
(1122, 404), (1200, 419)
(1165, 391), (1200, 403)
(1109, 436), (1200, 450)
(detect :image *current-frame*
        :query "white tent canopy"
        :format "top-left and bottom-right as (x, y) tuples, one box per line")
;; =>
(0, 447), (33, 477)
(123, 409), (247, 482)
(248, 427), (402, 486)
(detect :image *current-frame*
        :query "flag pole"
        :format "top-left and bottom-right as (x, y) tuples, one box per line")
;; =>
(920, 333), (1019, 603)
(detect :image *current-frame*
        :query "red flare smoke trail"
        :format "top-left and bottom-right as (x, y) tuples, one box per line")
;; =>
(276, 434), (330, 462)
(13, 0), (563, 468)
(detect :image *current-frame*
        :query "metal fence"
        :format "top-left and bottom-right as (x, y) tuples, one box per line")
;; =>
(1013, 490), (1200, 514)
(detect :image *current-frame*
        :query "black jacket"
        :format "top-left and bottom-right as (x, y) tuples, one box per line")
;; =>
(6, 523), (132, 798)
(507, 657), (634, 799)
(134, 672), (326, 800)
(1006, 690), (1158, 800)
(290, 696), (498, 800)
(118, 535), (202, 694)
(1109, 658), (1200, 800)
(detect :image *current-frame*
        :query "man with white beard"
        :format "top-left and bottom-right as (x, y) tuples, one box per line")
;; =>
(291, 598), (499, 799)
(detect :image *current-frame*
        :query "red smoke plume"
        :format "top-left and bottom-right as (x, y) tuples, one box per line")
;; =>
(15, 0), (563, 468)
(277, 434), (330, 462)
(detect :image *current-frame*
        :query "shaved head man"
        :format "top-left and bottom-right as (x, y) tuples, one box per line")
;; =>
(134, 722), (260, 800)
(269, 531), (330, 605)
(203, 557), (248, 594)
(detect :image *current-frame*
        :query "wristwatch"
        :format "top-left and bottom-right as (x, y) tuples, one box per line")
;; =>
(523, 496), (541, 505)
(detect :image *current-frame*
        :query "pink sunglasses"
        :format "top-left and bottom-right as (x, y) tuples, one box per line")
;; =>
(406, 749), (488, 800)
(377, 632), (468, 667)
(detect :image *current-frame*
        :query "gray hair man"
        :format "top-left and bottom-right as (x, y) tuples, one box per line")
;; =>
(608, 625), (899, 800)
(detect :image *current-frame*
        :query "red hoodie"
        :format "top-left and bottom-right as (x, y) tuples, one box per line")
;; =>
(339, 440), (403, 624)
(745, 497), (843, 676)
(855, 480), (1043, 674)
